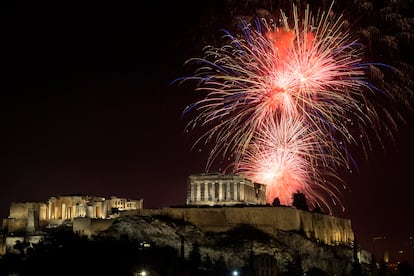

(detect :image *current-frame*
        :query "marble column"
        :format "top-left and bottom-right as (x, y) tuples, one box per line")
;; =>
(219, 182), (223, 201)
(196, 182), (201, 202)
(226, 182), (230, 200)
(240, 182), (245, 201)
(48, 201), (52, 220)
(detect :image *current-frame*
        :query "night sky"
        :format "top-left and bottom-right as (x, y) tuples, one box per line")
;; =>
(4, 1), (414, 264)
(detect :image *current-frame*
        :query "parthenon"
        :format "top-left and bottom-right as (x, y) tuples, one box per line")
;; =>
(186, 173), (266, 206)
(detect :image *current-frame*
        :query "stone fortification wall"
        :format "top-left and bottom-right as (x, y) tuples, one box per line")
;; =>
(4, 235), (43, 254)
(134, 206), (354, 246)
(9, 202), (46, 220)
(4, 219), (27, 234)
(3, 196), (143, 234)
(73, 217), (114, 237)
(5, 202), (47, 233)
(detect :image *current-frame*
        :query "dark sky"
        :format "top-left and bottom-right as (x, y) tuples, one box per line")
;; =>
(4, 0), (414, 264)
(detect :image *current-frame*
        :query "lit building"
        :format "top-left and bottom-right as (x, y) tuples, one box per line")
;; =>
(2, 195), (143, 234)
(186, 173), (266, 206)
(0, 195), (143, 255)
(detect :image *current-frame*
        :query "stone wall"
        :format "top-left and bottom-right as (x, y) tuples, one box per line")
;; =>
(3, 202), (47, 233)
(73, 217), (114, 237)
(0, 235), (5, 255)
(2, 196), (143, 234)
(1, 205), (354, 255)
(8, 202), (45, 219)
(134, 206), (354, 246)
(3, 218), (27, 234)
(4, 235), (43, 254)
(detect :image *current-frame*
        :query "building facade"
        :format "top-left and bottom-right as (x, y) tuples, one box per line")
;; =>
(2, 195), (143, 234)
(186, 173), (266, 206)
(1, 195), (143, 255)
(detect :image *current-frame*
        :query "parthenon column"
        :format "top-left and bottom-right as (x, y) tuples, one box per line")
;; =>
(218, 182), (223, 201)
(240, 182), (245, 201)
(204, 182), (209, 201)
(226, 183), (230, 200)
(196, 182), (201, 201)
(206, 183), (212, 200)
(191, 182), (195, 202)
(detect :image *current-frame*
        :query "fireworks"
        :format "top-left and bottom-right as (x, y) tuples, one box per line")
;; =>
(177, 1), (400, 212)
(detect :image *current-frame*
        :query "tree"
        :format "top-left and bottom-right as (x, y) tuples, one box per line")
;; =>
(397, 261), (414, 276)
(13, 240), (30, 255)
(214, 255), (227, 275)
(351, 236), (363, 276)
(283, 255), (303, 276)
(312, 205), (323, 213)
(189, 241), (201, 271)
(272, 197), (281, 206)
(292, 191), (309, 211)
(377, 260), (388, 276)
(307, 267), (328, 276)
(203, 254), (213, 271)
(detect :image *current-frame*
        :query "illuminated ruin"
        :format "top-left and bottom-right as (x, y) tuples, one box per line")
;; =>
(186, 173), (266, 206)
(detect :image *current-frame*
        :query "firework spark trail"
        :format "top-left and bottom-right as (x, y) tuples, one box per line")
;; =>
(233, 115), (345, 212)
(178, 1), (395, 211)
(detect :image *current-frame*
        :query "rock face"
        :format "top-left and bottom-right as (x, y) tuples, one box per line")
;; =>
(97, 207), (372, 275)
(134, 206), (354, 246)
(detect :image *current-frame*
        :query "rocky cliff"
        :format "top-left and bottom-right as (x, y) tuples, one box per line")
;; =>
(97, 208), (374, 275)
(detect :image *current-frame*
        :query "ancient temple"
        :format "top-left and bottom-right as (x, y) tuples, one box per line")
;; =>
(2, 195), (143, 234)
(186, 173), (266, 206)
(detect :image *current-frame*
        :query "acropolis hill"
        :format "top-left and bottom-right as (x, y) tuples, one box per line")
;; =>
(1, 174), (355, 253)
(1, 173), (374, 275)
(133, 206), (354, 246)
